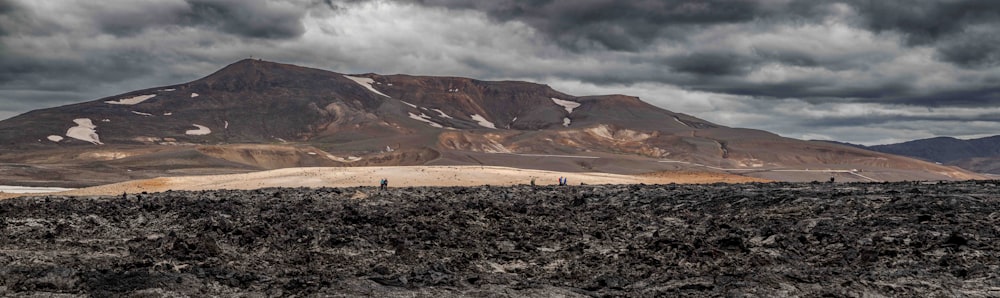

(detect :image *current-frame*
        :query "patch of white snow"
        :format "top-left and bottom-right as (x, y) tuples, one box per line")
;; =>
(131, 111), (153, 116)
(106, 94), (156, 105)
(224, 121), (229, 129)
(163, 112), (172, 116)
(190, 93), (199, 98)
(160, 88), (176, 92)
(343, 75), (391, 98)
(400, 100), (418, 108)
(551, 98), (581, 113)
(47, 135), (63, 142)
(432, 108), (453, 119)
(563, 117), (571, 127)
(66, 118), (103, 145)
(326, 154), (363, 162)
(408, 112), (444, 128)
(185, 124), (211, 136)
(470, 114), (496, 129)
(101, 119), (110, 122)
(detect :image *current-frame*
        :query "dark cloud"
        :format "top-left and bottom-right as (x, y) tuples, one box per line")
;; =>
(0, 48), (160, 91)
(418, 0), (1000, 71)
(664, 53), (753, 76)
(720, 82), (915, 102)
(414, 0), (770, 51)
(184, 0), (307, 39)
(844, 0), (1000, 70)
(936, 32), (1000, 68)
(0, 0), (25, 36)
(847, 0), (1000, 45)
(886, 86), (1000, 107)
(84, 0), (308, 39)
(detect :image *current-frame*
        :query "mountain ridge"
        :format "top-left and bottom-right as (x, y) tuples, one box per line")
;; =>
(0, 59), (982, 186)
(864, 135), (1000, 174)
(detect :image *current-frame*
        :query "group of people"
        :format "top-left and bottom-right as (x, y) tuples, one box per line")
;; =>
(558, 176), (568, 186)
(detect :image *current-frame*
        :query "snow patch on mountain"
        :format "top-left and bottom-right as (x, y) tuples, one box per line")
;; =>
(551, 98), (581, 113)
(190, 93), (199, 98)
(325, 153), (362, 163)
(401, 100), (418, 108)
(106, 94), (156, 105)
(131, 111), (153, 116)
(185, 124), (211, 135)
(66, 118), (102, 145)
(47, 135), (63, 142)
(470, 114), (496, 129)
(344, 75), (390, 98)
(563, 118), (571, 127)
(409, 112), (444, 128)
(433, 109), (453, 119)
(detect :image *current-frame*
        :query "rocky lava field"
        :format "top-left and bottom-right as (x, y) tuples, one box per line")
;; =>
(2, 181), (1000, 297)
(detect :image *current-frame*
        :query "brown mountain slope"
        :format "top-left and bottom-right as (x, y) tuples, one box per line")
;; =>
(0, 59), (982, 186)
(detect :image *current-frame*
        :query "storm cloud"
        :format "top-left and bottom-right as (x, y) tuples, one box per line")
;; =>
(1, 0), (999, 144)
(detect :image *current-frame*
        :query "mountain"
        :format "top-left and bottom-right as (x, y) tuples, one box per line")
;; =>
(866, 136), (1000, 174)
(0, 59), (980, 186)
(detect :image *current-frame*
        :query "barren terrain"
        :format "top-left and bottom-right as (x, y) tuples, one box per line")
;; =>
(2, 181), (999, 296)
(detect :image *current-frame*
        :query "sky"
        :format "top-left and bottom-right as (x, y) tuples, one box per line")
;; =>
(1, 0), (999, 145)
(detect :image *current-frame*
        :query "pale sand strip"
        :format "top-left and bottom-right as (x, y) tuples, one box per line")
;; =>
(1, 166), (766, 199)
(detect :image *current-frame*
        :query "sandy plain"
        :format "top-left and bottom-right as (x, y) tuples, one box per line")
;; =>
(0, 166), (766, 199)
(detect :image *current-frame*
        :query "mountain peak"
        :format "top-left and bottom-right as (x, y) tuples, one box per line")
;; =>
(194, 59), (343, 91)
(210, 58), (307, 75)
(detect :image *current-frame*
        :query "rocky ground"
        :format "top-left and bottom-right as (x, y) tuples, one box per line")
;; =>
(1, 181), (999, 297)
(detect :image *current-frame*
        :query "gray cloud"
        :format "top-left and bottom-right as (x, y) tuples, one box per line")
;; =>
(184, 0), (308, 39)
(849, 0), (1000, 45)
(82, 0), (308, 39)
(414, 0), (771, 51)
(664, 52), (753, 77)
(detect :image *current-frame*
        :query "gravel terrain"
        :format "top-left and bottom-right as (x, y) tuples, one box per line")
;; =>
(2, 181), (1000, 297)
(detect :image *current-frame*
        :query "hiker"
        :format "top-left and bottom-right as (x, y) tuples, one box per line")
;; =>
(379, 178), (388, 190)
(530, 178), (536, 187)
(558, 177), (563, 186)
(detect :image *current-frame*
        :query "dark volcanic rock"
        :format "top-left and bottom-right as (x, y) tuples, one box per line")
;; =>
(2, 182), (1000, 296)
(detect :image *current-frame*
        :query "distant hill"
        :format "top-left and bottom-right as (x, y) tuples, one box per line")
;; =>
(865, 136), (1000, 174)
